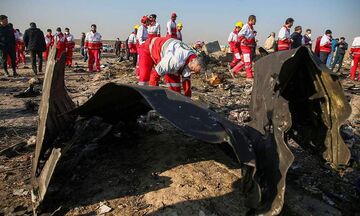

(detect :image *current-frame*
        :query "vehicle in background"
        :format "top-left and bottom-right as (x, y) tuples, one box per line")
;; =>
(102, 44), (114, 52)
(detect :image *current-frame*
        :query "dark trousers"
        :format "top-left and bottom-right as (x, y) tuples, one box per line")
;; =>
(130, 53), (137, 67)
(115, 48), (120, 56)
(80, 47), (88, 62)
(319, 52), (329, 64)
(331, 53), (344, 72)
(1, 47), (17, 75)
(30, 50), (43, 75)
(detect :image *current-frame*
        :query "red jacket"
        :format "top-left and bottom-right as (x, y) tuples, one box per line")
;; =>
(128, 32), (137, 54)
(45, 34), (54, 48)
(55, 32), (67, 51)
(228, 29), (240, 53)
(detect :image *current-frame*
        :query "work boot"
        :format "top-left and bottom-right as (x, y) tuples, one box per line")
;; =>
(13, 71), (19, 77)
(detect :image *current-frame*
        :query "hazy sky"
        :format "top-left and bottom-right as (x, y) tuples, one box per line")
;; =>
(2, 0), (360, 45)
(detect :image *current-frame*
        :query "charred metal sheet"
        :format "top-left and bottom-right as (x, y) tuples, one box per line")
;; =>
(31, 46), (351, 216)
(31, 43), (75, 212)
(249, 46), (351, 213)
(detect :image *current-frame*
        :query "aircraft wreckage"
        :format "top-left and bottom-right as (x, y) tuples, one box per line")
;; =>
(31, 44), (351, 215)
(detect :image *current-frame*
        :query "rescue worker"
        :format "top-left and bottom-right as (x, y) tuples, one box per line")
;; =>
(16, 29), (26, 65)
(349, 36), (360, 80)
(44, 29), (54, 61)
(238, 15), (257, 79)
(84, 24), (102, 72)
(54, 27), (67, 61)
(137, 15), (150, 81)
(128, 25), (139, 67)
(278, 18), (294, 51)
(0, 15), (17, 77)
(228, 21), (243, 71)
(319, 30), (333, 64)
(139, 37), (202, 97)
(176, 23), (183, 41)
(147, 14), (161, 39)
(64, 28), (75, 67)
(23, 22), (46, 75)
(166, 12), (177, 38)
(314, 35), (322, 57)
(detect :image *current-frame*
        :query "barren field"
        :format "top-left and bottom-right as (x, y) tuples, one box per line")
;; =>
(0, 52), (359, 216)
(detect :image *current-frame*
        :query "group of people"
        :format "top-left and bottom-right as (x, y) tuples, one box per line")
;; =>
(228, 16), (360, 81)
(126, 12), (201, 97)
(1, 12), (360, 95)
(227, 15), (257, 79)
(0, 14), (103, 76)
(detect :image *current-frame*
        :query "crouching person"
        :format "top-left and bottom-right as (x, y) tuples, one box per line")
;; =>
(138, 37), (202, 97)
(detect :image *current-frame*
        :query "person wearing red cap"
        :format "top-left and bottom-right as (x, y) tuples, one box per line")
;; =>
(136, 15), (150, 79)
(238, 15), (257, 79)
(139, 37), (202, 97)
(84, 24), (102, 72)
(147, 14), (160, 40)
(166, 12), (177, 39)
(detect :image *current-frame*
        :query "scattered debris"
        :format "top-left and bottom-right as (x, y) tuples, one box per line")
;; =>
(98, 202), (112, 214)
(27, 136), (36, 146)
(13, 189), (28, 196)
(204, 41), (221, 54)
(206, 73), (222, 86)
(24, 100), (39, 112)
(0, 142), (27, 157)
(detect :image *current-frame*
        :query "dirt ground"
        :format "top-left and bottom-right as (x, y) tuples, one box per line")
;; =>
(0, 52), (360, 216)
